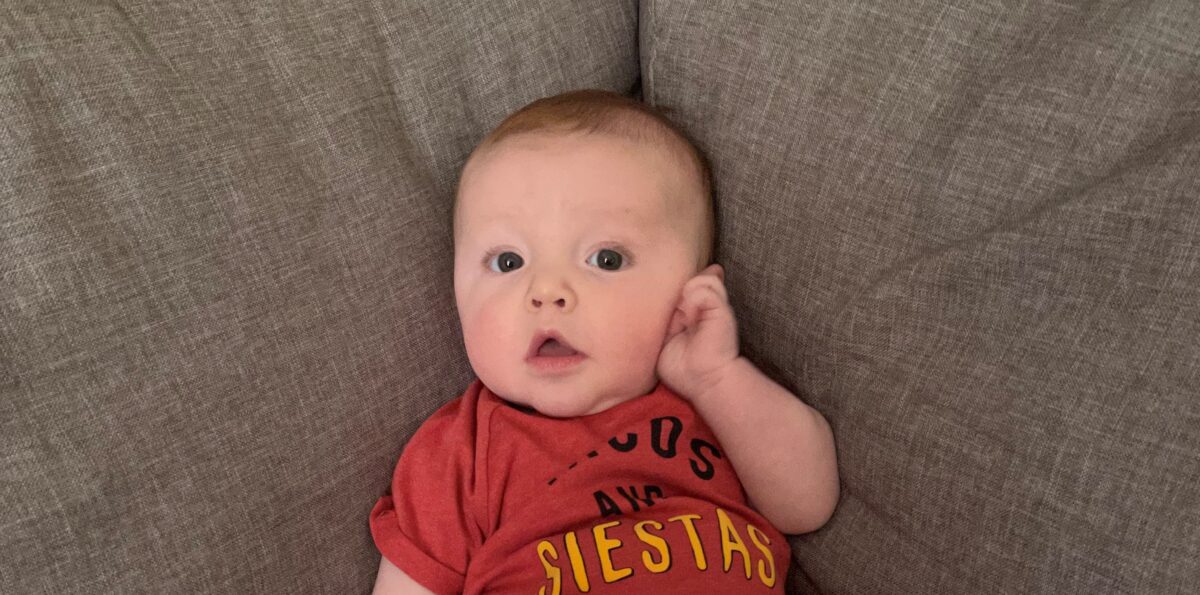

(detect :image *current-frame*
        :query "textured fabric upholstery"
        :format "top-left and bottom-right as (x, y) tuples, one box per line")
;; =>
(640, 1), (1199, 592)
(1, 1), (636, 592)
(4, 0), (1198, 592)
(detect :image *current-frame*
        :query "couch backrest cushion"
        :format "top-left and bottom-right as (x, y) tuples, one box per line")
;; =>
(0, 1), (637, 592)
(641, 0), (1199, 592)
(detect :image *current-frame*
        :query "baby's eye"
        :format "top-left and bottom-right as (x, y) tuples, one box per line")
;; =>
(587, 248), (626, 271)
(487, 251), (524, 273)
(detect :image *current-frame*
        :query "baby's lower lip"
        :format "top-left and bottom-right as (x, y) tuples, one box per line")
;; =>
(526, 353), (586, 374)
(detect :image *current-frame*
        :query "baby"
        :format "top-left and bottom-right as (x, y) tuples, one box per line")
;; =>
(370, 89), (839, 594)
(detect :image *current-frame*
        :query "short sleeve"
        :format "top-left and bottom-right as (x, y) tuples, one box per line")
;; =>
(369, 393), (486, 594)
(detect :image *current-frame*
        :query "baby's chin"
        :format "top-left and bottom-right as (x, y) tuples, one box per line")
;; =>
(504, 393), (630, 418)
(491, 380), (649, 418)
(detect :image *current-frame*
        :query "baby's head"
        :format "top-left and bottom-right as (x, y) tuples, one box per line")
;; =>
(452, 89), (715, 417)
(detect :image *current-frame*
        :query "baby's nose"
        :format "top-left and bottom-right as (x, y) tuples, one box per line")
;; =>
(528, 286), (574, 312)
(527, 276), (576, 312)
(530, 297), (567, 308)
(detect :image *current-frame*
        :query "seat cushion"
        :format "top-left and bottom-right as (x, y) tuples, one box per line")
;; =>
(0, 1), (637, 592)
(640, 0), (1200, 592)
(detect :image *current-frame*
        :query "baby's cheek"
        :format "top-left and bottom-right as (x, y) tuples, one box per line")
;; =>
(470, 304), (512, 351)
(621, 311), (671, 362)
(461, 303), (506, 370)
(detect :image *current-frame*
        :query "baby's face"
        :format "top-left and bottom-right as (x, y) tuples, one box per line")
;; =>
(453, 132), (705, 417)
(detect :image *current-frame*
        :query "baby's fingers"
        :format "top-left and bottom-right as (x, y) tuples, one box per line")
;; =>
(669, 268), (732, 336)
(683, 273), (729, 307)
(682, 284), (731, 327)
(667, 306), (688, 337)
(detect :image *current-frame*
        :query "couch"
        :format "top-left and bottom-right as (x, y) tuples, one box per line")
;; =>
(3, 0), (1197, 592)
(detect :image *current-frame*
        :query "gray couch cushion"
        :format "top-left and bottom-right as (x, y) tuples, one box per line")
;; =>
(641, 0), (1199, 592)
(1, 1), (637, 592)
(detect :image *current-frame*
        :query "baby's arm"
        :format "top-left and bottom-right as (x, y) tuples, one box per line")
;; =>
(658, 264), (839, 534)
(372, 556), (435, 595)
(689, 356), (839, 535)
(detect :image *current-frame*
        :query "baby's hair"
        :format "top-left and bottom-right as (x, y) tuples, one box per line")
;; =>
(453, 89), (716, 268)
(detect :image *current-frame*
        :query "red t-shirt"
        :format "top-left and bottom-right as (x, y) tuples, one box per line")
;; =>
(370, 378), (791, 594)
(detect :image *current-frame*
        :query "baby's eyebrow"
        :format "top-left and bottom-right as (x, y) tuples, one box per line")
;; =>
(592, 231), (646, 246)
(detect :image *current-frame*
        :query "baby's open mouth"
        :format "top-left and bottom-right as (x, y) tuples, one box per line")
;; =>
(536, 338), (579, 357)
(527, 331), (584, 360)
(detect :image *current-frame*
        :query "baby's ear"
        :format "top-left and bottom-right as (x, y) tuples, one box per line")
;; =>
(667, 306), (688, 338)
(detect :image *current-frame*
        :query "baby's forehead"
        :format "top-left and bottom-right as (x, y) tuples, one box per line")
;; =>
(486, 127), (692, 172)
(468, 189), (665, 232)
(470, 133), (674, 189)
(455, 129), (704, 238)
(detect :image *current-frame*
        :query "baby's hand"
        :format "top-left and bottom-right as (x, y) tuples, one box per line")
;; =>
(656, 264), (741, 402)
